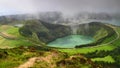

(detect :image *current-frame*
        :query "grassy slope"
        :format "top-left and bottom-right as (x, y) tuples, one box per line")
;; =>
(0, 23), (119, 66)
(0, 47), (96, 68)
(58, 24), (120, 63)
(94, 28), (108, 41)
(0, 25), (33, 48)
(59, 25), (117, 54)
(59, 45), (115, 55)
(0, 47), (43, 68)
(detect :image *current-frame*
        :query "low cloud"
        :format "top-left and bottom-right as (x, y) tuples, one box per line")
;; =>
(0, 0), (120, 15)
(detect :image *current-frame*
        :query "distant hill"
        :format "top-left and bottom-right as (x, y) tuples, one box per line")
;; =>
(0, 12), (120, 25)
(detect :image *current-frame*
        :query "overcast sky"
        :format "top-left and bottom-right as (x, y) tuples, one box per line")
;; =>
(0, 0), (120, 16)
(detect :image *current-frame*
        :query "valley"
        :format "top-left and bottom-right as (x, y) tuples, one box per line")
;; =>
(0, 16), (120, 68)
(0, 0), (120, 68)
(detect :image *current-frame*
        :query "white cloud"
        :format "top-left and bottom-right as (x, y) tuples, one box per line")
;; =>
(0, 0), (37, 14)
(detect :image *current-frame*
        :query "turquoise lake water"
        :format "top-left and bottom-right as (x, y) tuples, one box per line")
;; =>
(47, 35), (94, 48)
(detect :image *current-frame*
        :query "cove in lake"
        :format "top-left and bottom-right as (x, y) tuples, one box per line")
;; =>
(47, 35), (95, 48)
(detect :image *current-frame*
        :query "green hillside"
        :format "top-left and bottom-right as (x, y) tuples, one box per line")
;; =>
(0, 25), (33, 48)
(58, 24), (120, 67)
(0, 20), (120, 68)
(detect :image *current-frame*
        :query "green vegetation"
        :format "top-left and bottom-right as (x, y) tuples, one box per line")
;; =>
(0, 46), (47, 68)
(58, 24), (120, 67)
(0, 46), (99, 68)
(59, 45), (115, 55)
(0, 21), (120, 68)
(0, 25), (33, 48)
(18, 21), (120, 67)
(59, 24), (119, 52)
(5, 26), (20, 37)
(19, 20), (71, 43)
(91, 55), (115, 63)
(94, 28), (108, 40)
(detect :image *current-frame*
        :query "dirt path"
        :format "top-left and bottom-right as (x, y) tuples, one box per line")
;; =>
(17, 52), (57, 68)
(105, 24), (120, 45)
(18, 57), (38, 68)
(0, 32), (17, 40)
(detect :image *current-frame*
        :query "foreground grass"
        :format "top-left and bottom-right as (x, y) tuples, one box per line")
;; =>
(0, 47), (44, 68)
(0, 46), (97, 68)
